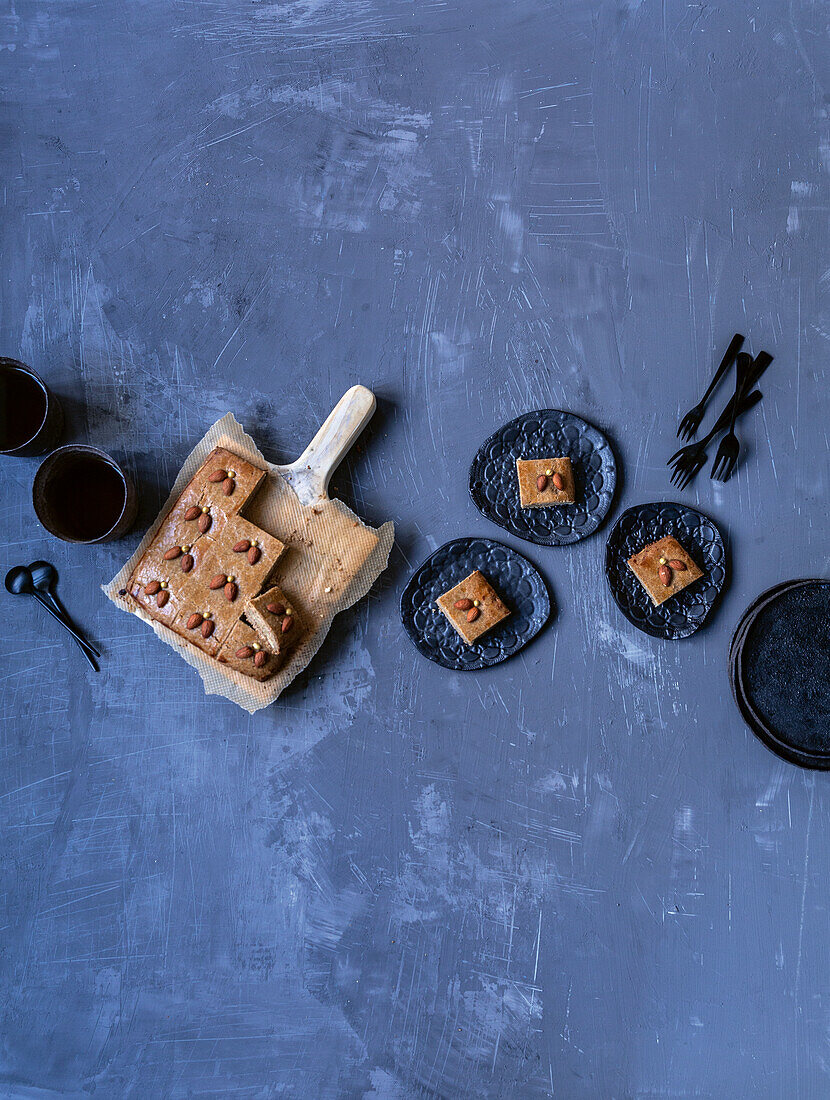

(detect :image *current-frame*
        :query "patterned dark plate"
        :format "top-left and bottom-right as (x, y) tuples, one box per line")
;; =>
(469, 410), (617, 546)
(605, 502), (726, 640)
(400, 537), (551, 671)
(729, 579), (830, 769)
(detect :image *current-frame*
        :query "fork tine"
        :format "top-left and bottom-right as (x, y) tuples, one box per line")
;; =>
(683, 457), (705, 490)
(669, 442), (696, 465)
(721, 458), (736, 482)
(711, 455), (725, 481)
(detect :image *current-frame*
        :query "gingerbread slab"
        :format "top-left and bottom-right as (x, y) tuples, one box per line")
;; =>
(128, 446), (286, 678)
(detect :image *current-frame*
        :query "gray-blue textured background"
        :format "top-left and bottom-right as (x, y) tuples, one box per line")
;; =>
(2, 1), (829, 1096)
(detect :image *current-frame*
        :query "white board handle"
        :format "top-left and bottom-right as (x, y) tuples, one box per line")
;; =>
(278, 385), (376, 505)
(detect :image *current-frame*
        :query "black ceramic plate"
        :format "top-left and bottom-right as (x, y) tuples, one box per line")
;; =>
(605, 502), (726, 640)
(729, 579), (830, 769)
(400, 537), (551, 671)
(469, 410), (616, 546)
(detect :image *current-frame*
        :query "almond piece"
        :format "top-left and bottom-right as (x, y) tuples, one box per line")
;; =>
(209, 574), (226, 590)
(145, 580), (161, 596)
(454, 598), (474, 610)
(668, 559), (687, 571)
(552, 472), (565, 491)
(233, 540), (250, 553)
(208, 469), (226, 482)
(658, 564), (672, 586)
(184, 506), (201, 521)
(536, 474), (548, 492)
(281, 615), (294, 633)
(222, 477), (235, 496)
(248, 546), (261, 565)
(225, 581), (237, 602)
(201, 619), (215, 639)
(266, 602), (286, 615)
(181, 554), (194, 573)
(163, 547), (181, 560)
(156, 590), (170, 608)
(187, 613), (204, 630)
(466, 607), (480, 622)
(198, 513), (212, 533)
(254, 650), (267, 668)
(236, 646), (254, 659)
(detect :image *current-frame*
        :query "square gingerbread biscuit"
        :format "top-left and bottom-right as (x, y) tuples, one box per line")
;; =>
(199, 449), (266, 511)
(245, 585), (300, 656)
(436, 570), (510, 645)
(129, 572), (182, 629)
(216, 619), (281, 681)
(516, 457), (575, 508)
(627, 535), (703, 606)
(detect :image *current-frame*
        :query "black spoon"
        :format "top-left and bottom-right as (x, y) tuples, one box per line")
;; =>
(27, 560), (101, 659)
(5, 565), (99, 670)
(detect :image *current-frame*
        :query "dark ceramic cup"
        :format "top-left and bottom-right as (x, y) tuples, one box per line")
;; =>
(33, 445), (138, 543)
(0, 357), (64, 457)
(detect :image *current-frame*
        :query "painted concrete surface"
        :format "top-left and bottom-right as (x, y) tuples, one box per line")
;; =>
(1, 1), (829, 1096)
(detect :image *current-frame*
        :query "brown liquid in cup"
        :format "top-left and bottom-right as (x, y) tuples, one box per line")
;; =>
(0, 368), (47, 451)
(41, 452), (127, 541)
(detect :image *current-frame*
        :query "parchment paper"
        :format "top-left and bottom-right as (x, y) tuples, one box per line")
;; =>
(103, 413), (394, 713)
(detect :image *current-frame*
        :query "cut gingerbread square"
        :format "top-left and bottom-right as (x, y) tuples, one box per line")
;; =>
(200, 450), (266, 511)
(215, 619), (280, 681)
(627, 535), (703, 607)
(223, 518), (285, 592)
(435, 570), (510, 645)
(129, 572), (181, 627)
(245, 584), (300, 656)
(516, 457), (575, 508)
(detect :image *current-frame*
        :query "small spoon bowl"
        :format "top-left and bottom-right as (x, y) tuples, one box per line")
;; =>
(5, 564), (37, 597)
(29, 559), (57, 589)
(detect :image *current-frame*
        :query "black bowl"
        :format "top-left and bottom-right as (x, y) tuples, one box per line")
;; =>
(605, 501), (726, 640)
(468, 409), (617, 546)
(400, 537), (551, 671)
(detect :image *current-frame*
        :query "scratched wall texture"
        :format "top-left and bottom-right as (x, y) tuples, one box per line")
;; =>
(1, 0), (829, 1096)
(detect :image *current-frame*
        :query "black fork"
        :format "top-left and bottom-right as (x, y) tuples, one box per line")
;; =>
(710, 352), (755, 482)
(670, 389), (762, 490)
(677, 332), (744, 442)
(668, 350), (773, 490)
